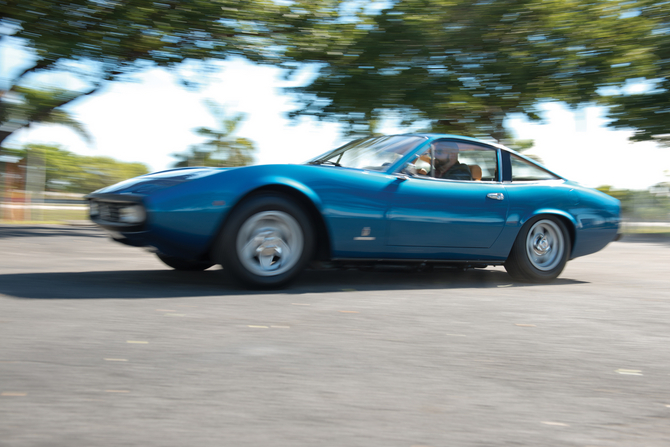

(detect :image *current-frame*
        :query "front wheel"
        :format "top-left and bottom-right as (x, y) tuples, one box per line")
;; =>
(504, 216), (570, 282)
(215, 195), (314, 288)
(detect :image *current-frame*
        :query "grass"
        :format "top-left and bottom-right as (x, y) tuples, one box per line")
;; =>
(621, 227), (670, 235)
(1, 207), (88, 223)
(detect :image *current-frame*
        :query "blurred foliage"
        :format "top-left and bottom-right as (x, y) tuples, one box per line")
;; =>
(602, 1), (670, 145)
(0, 0), (347, 146)
(506, 139), (543, 164)
(3, 0), (670, 147)
(1, 86), (92, 143)
(1, 144), (148, 193)
(285, 0), (670, 141)
(598, 184), (670, 221)
(172, 101), (256, 167)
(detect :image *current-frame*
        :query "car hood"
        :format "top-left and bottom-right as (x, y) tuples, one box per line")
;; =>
(87, 167), (232, 196)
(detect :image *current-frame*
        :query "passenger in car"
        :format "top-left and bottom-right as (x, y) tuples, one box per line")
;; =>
(433, 141), (472, 180)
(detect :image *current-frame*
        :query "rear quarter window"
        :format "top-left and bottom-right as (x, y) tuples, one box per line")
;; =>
(510, 154), (560, 181)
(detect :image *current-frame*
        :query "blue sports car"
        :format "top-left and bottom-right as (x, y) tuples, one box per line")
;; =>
(86, 134), (621, 287)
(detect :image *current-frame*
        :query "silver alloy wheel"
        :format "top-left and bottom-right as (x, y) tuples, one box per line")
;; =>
(525, 219), (565, 271)
(236, 211), (304, 277)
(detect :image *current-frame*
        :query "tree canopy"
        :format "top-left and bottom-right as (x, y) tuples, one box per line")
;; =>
(0, 0), (346, 146)
(599, 1), (670, 144)
(2, 0), (670, 149)
(285, 0), (669, 142)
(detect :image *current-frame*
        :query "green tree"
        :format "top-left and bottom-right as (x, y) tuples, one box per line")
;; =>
(0, 0), (348, 147)
(11, 144), (149, 193)
(284, 0), (656, 140)
(74, 156), (149, 193)
(1, 86), (93, 144)
(173, 101), (256, 167)
(599, 1), (670, 144)
(5, 0), (668, 149)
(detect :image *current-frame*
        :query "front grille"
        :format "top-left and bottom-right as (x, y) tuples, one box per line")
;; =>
(98, 202), (124, 222)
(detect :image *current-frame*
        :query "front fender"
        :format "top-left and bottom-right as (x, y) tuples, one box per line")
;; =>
(232, 174), (325, 215)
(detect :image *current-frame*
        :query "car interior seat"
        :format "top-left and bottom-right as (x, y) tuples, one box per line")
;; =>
(469, 164), (482, 181)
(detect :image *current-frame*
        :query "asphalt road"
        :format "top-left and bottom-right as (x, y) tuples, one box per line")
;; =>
(1, 225), (669, 447)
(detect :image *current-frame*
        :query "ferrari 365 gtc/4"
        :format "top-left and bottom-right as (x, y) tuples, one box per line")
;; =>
(87, 134), (620, 287)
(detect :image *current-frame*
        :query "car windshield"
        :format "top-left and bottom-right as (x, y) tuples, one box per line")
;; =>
(308, 135), (426, 171)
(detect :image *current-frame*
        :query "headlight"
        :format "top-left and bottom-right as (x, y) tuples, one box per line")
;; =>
(118, 205), (146, 224)
(89, 201), (99, 216)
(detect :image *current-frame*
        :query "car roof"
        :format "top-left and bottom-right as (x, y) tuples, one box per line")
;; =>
(398, 133), (505, 147)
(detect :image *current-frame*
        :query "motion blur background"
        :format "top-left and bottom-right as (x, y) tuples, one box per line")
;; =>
(1, 0), (669, 230)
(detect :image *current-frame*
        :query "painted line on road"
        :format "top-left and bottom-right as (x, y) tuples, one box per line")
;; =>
(1, 392), (27, 396)
(126, 341), (148, 344)
(615, 369), (643, 375)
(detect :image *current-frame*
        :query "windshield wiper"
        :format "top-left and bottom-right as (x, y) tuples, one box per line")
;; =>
(309, 160), (341, 167)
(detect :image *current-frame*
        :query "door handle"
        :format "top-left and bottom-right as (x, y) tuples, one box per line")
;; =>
(487, 193), (504, 200)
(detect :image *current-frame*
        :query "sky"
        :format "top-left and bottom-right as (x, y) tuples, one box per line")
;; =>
(3, 49), (669, 191)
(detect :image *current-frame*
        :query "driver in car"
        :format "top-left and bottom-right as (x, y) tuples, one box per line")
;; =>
(433, 141), (471, 180)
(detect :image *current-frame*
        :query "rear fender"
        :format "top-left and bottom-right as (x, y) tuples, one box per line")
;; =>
(521, 209), (577, 255)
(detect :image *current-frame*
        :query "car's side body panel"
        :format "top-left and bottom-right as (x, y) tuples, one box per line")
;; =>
(304, 169), (396, 257)
(387, 177), (508, 249)
(86, 134), (621, 273)
(145, 165), (332, 258)
(145, 180), (232, 258)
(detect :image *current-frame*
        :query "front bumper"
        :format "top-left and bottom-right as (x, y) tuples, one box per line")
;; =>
(86, 193), (148, 234)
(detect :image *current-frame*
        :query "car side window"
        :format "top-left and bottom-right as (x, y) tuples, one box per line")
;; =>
(406, 141), (499, 182)
(510, 154), (560, 181)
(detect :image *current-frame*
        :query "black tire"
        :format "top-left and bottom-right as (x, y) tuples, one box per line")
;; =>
(215, 194), (315, 288)
(156, 253), (214, 271)
(504, 216), (570, 282)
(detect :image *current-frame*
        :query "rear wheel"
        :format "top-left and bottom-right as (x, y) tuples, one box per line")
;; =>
(216, 195), (314, 288)
(505, 216), (570, 282)
(156, 253), (214, 271)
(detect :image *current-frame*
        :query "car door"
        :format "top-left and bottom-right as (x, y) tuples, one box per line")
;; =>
(386, 141), (508, 249)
